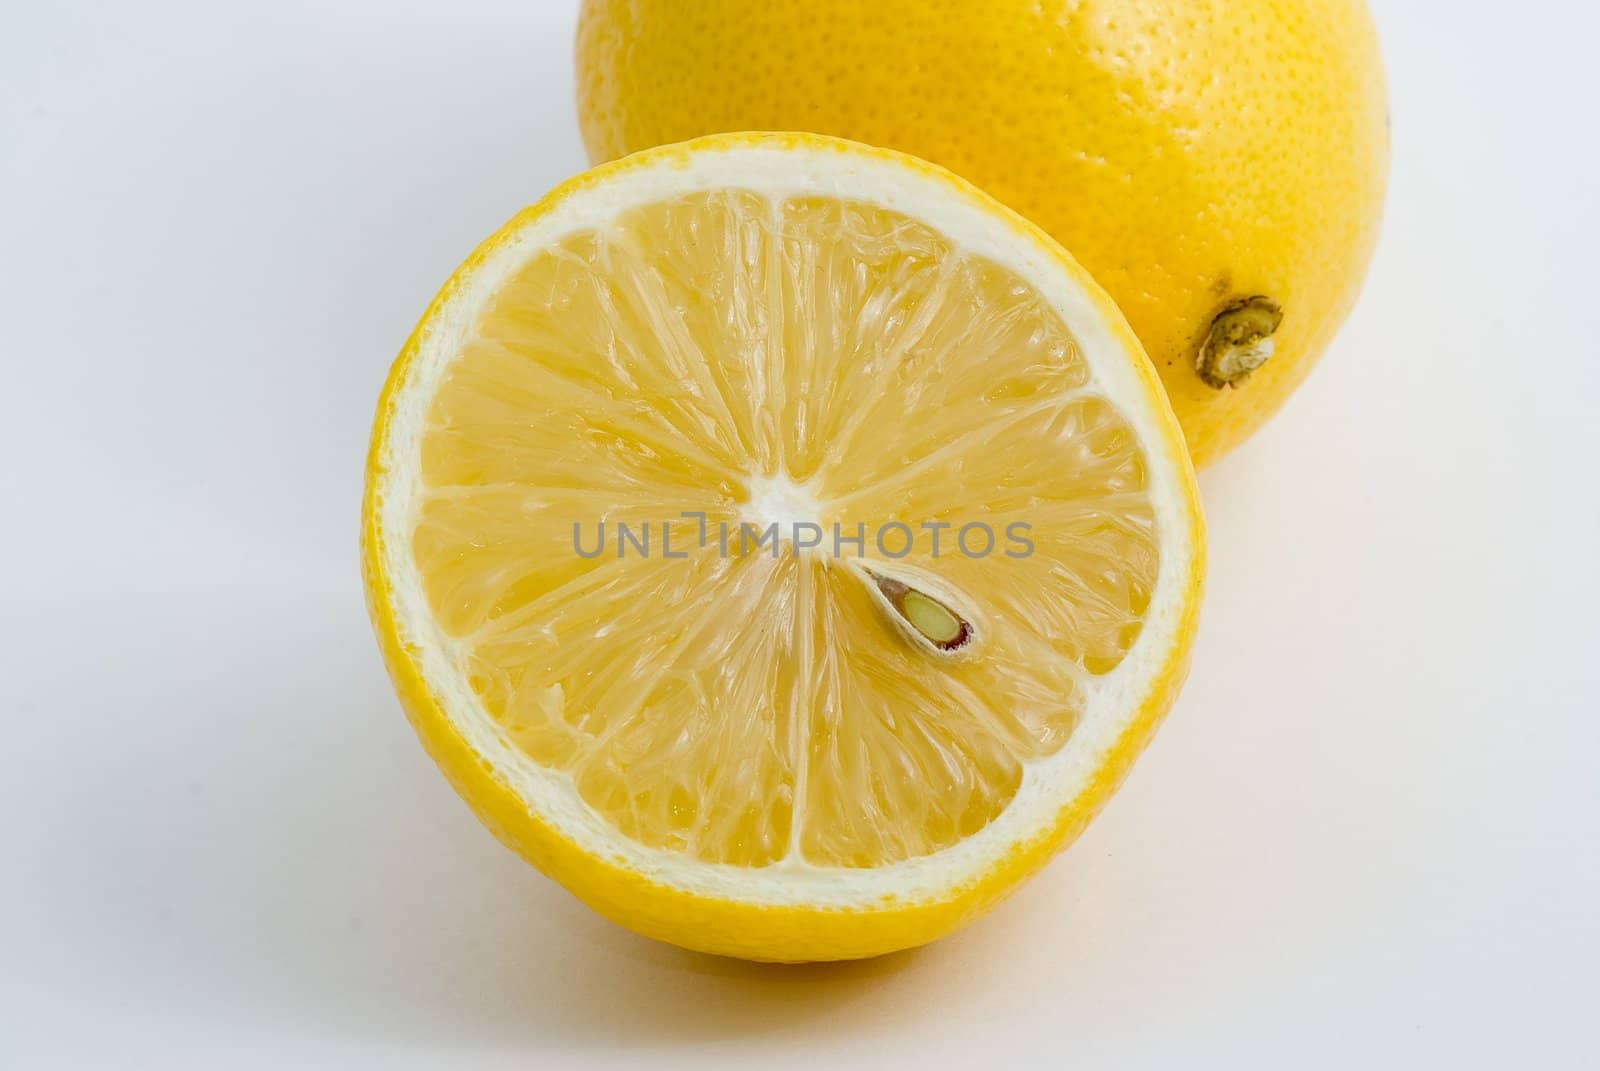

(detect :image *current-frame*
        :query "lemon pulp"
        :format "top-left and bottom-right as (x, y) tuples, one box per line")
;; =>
(410, 190), (1159, 871)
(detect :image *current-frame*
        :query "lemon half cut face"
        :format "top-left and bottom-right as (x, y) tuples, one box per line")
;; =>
(363, 134), (1204, 961)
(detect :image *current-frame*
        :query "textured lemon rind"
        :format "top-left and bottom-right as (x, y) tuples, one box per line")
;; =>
(576, 0), (1391, 467)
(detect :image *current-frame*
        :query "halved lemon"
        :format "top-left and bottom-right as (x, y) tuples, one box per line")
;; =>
(363, 133), (1204, 961)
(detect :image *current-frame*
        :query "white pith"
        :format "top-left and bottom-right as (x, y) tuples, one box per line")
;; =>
(374, 141), (1197, 908)
(741, 473), (824, 536)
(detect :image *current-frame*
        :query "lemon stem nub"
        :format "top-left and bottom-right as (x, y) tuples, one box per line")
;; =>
(867, 571), (973, 652)
(1196, 296), (1284, 388)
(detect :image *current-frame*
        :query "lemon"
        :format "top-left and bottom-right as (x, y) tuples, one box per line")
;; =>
(363, 134), (1204, 960)
(576, 0), (1389, 466)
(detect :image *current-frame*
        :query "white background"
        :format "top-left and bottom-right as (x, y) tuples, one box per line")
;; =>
(4, 1), (1598, 1066)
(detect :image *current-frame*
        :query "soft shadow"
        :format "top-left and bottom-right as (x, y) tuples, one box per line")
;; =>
(47, 591), (943, 1049)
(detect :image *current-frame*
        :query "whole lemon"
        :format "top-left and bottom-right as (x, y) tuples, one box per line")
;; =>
(575, 0), (1388, 466)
